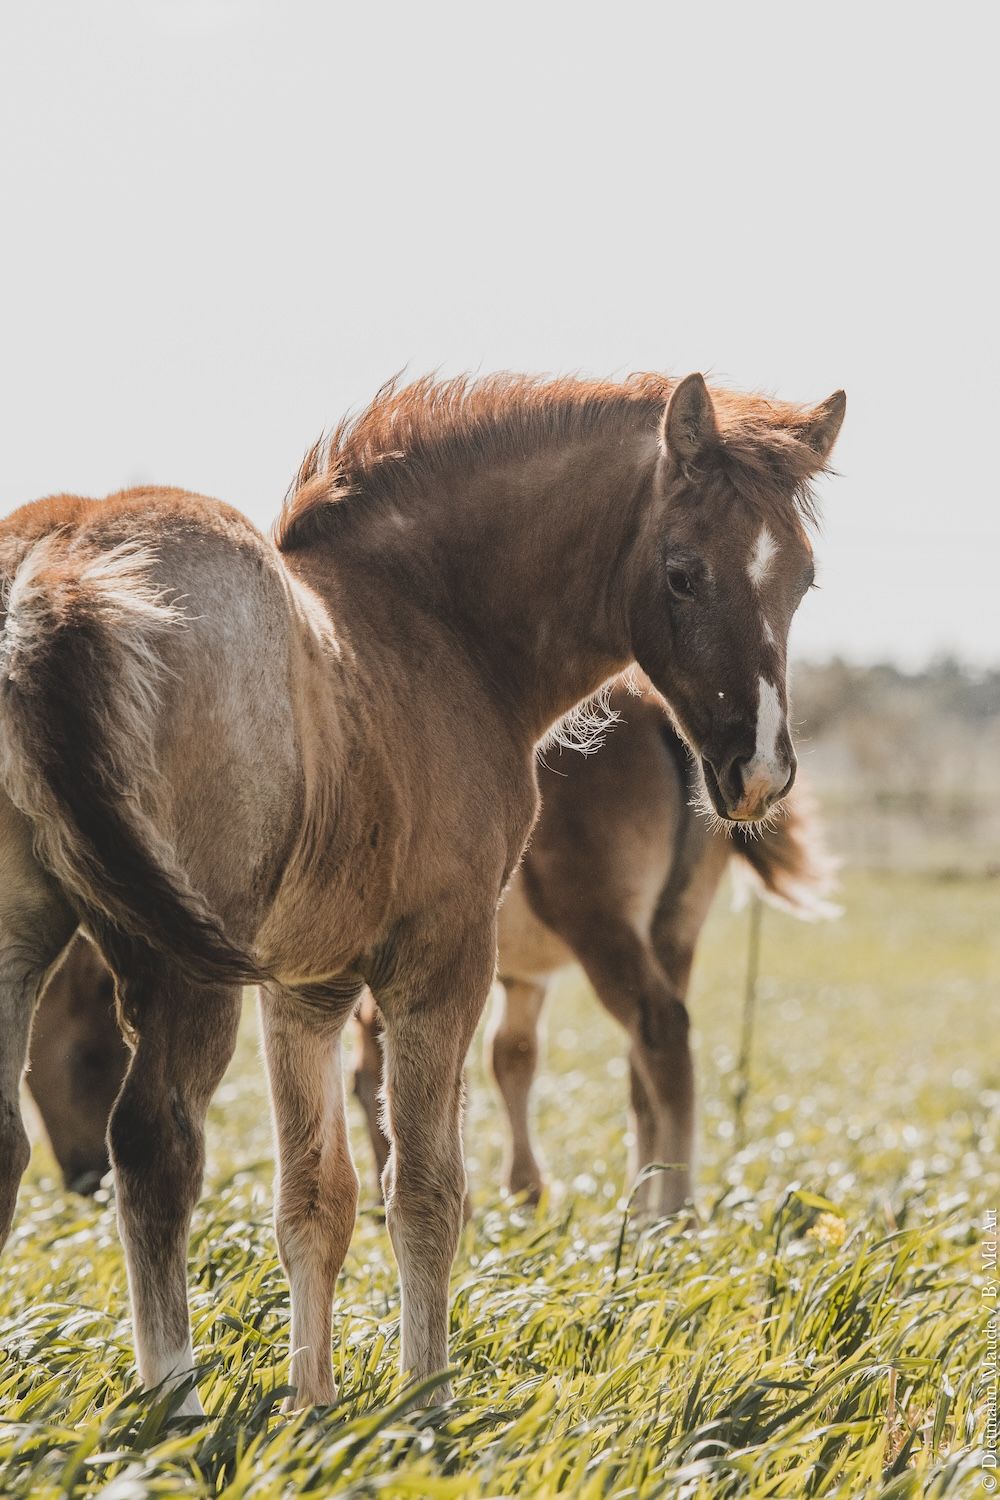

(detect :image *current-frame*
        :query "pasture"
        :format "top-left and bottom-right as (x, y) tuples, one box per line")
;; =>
(2, 868), (996, 1497)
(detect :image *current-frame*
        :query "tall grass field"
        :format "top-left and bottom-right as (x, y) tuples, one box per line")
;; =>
(1, 871), (997, 1497)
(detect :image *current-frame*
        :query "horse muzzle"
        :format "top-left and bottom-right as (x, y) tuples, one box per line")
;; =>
(701, 749), (796, 822)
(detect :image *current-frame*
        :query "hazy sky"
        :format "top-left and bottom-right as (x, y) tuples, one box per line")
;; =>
(1, 2), (995, 666)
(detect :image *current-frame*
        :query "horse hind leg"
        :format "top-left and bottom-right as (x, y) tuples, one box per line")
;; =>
(627, 1052), (657, 1190)
(108, 955), (240, 1416)
(486, 977), (548, 1202)
(0, 798), (77, 1244)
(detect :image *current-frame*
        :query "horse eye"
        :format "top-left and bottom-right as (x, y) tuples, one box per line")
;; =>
(667, 568), (695, 600)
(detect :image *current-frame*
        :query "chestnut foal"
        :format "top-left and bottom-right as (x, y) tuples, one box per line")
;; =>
(27, 683), (831, 1212)
(0, 372), (843, 1412)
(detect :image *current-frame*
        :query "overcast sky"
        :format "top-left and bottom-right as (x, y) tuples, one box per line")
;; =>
(1, 2), (995, 667)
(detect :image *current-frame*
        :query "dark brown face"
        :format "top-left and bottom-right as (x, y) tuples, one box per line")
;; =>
(629, 373), (844, 823)
(637, 495), (814, 821)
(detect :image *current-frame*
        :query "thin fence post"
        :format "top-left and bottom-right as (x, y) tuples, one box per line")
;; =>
(732, 894), (763, 1151)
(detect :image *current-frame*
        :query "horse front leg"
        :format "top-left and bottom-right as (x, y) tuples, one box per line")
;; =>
(260, 988), (360, 1409)
(568, 916), (696, 1217)
(108, 957), (240, 1416)
(378, 922), (496, 1398)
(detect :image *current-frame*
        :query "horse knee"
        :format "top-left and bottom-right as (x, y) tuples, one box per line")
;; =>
(490, 1024), (538, 1092)
(109, 1085), (203, 1205)
(276, 1149), (359, 1273)
(637, 992), (690, 1054)
(488, 981), (543, 1090)
(384, 1152), (466, 1260)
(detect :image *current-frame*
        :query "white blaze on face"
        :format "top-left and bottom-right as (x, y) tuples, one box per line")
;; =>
(748, 524), (781, 653)
(753, 677), (784, 773)
(730, 676), (790, 818)
(747, 525), (778, 589)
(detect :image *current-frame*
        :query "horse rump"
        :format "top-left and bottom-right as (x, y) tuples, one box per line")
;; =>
(0, 533), (262, 985)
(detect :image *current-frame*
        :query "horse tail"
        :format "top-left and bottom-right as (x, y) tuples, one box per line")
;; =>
(0, 534), (265, 985)
(730, 784), (840, 920)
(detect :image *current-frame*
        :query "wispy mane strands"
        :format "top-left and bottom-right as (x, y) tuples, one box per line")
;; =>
(275, 371), (830, 552)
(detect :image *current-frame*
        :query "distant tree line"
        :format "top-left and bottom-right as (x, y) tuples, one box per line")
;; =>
(794, 658), (1000, 733)
(789, 658), (1000, 871)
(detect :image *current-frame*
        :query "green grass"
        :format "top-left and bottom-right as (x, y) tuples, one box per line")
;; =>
(2, 871), (998, 1496)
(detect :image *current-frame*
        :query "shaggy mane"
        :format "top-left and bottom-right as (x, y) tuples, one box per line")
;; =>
(275, 371), (829, 552)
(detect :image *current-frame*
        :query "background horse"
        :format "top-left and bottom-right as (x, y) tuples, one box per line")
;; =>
(0, 372), (844, 1412)
(355, 681), (834, 1213)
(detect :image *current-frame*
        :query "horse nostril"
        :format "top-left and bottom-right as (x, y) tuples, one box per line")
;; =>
(722, 753), (752, 804)
(718, 749), (795, 817)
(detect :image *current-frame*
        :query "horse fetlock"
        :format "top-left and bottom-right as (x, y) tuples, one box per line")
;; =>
(386, 1171), (467, 1247)
(506, 1156), (545, 1204)
(632, 1162), (692, 1219)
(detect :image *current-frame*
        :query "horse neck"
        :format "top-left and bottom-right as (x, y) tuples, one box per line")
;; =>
(332, 426), (658, 745)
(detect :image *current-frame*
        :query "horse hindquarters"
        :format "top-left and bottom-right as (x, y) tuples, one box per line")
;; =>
(0, 502), (333, 1005)
(0, 508), (303, 1406)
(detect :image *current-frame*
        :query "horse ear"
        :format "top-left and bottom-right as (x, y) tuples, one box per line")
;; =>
(799, 390), (846, 463)
(661, 373), (719, 466)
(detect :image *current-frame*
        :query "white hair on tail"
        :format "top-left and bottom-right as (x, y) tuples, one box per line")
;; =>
(0, 535), (195, 948)
(3, 539), (185, 659)
(3, 539), (187, 770)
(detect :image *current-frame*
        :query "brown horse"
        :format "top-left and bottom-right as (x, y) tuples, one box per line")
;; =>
(0, 372), (844, 1413)
(350, 682), (833, 1214)
(26, 681), (831, 1212)
(25, 933), (122, 1194)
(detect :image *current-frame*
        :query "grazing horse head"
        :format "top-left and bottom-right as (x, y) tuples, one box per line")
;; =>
(629, 375), (845, 821)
